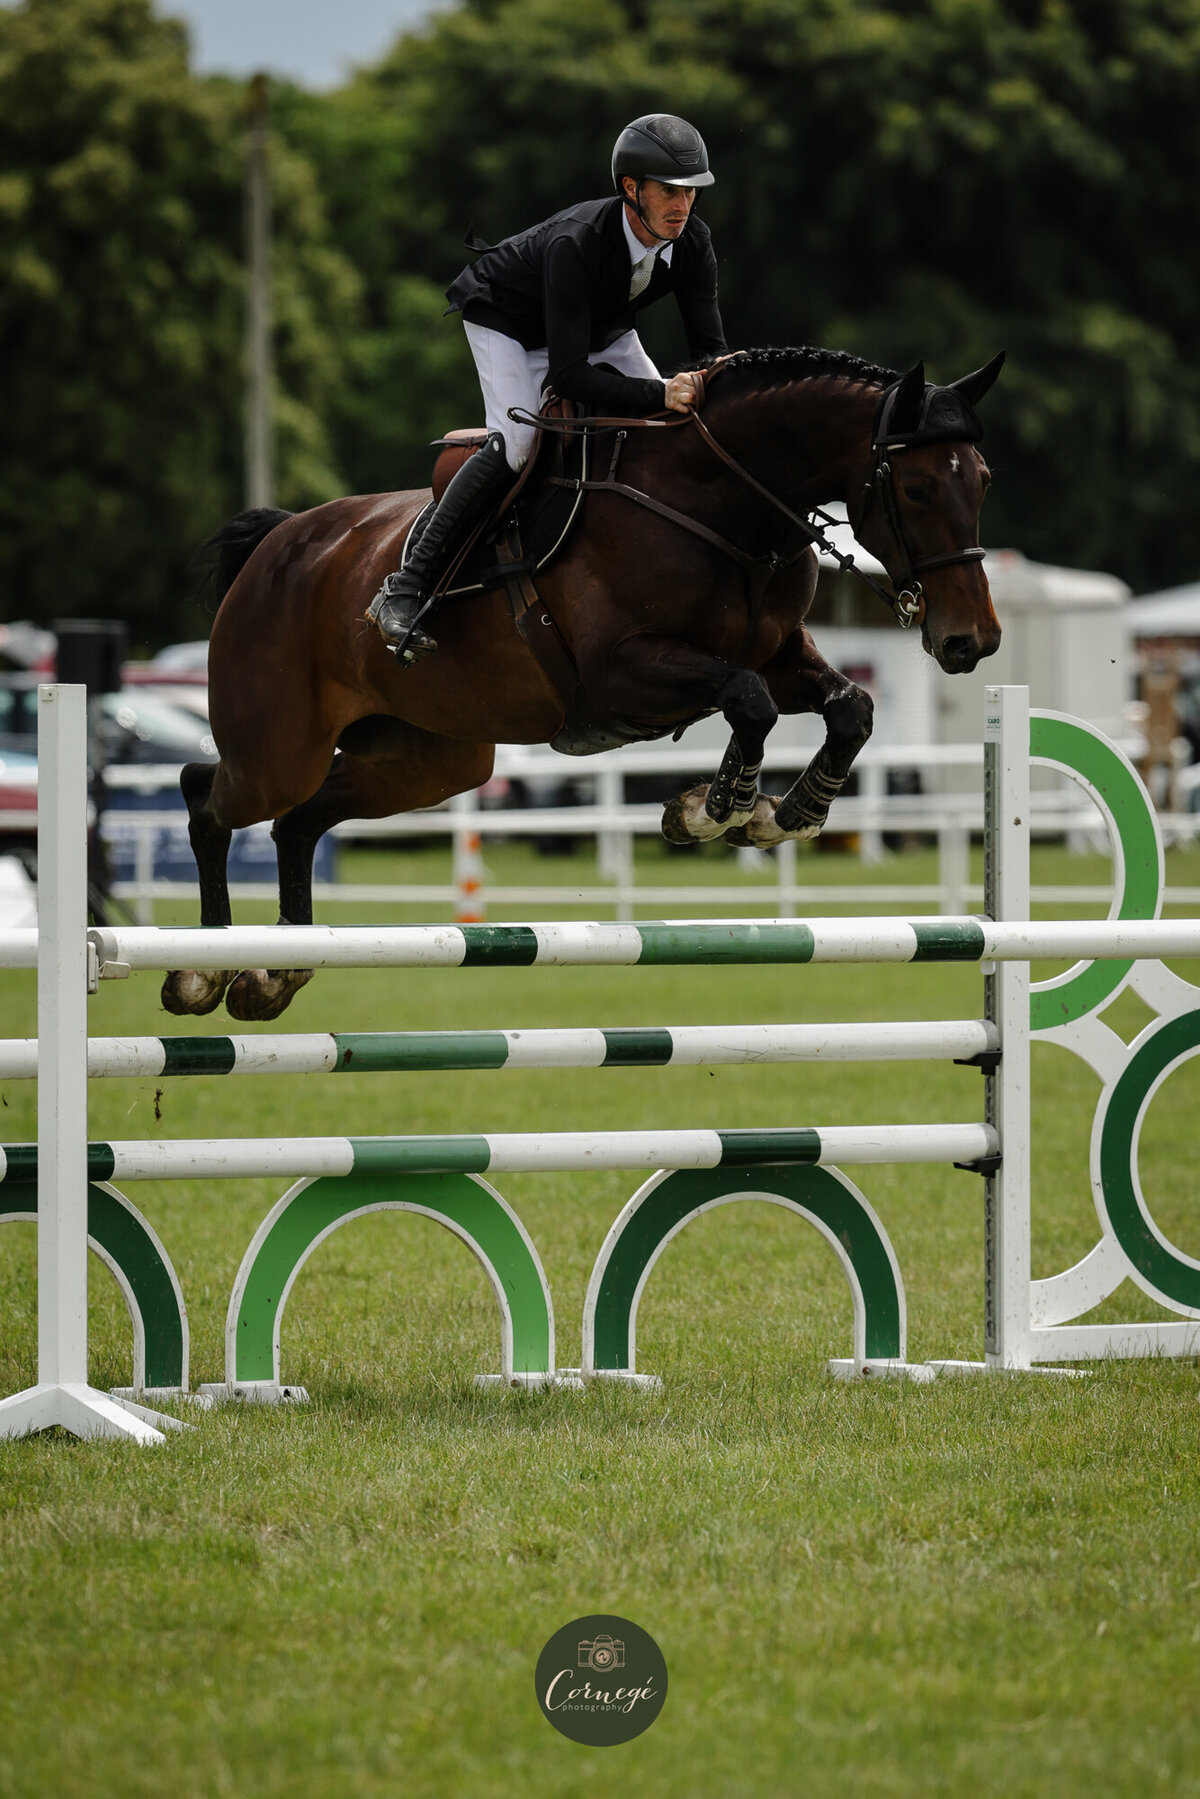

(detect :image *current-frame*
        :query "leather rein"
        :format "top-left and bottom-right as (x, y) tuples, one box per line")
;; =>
(512, 370), (986, 632)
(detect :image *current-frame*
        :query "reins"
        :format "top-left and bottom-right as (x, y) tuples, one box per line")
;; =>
(512, 369), (987, 632)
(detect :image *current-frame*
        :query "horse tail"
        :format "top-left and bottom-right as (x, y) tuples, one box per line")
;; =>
(197, 507), (293, 603)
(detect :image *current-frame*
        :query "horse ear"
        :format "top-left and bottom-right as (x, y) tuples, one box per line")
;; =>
(887, 361), (926, 436)
(950, 351), (1006, 407)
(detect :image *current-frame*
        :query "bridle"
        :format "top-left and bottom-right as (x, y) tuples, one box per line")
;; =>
(852, 380), (988, 627)
(511, 365), (988, 631)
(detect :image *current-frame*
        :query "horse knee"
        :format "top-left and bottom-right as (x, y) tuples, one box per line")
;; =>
(718, 668), (778, 757)
(825, 684), (873, 753)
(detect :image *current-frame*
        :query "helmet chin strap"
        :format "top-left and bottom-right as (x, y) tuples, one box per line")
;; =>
(624, 179), (676, 245)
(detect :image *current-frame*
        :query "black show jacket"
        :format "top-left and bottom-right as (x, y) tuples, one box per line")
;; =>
(444, 196), (726, 415)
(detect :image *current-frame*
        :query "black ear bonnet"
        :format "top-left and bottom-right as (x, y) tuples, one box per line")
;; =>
(872, 351), (1006, 448)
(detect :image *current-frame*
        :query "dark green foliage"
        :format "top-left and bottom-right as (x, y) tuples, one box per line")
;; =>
(2, 0), (1199, 650)
(279, 0), (1200, 591)
(0, 0), (356, 646)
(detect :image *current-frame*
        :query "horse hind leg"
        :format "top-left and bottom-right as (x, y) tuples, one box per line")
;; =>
(224, 731), (495, 1022)
(222, 781), (331, 1023)
(160, 761), (239, 1016)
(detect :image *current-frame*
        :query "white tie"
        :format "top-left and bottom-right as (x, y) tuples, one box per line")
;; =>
(629, 252), (657, 301)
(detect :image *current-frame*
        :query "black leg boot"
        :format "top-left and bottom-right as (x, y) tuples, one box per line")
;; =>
(368, 432), (512, 661)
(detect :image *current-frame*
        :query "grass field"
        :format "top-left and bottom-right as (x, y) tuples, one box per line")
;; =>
(2, 839), (1199, 1796)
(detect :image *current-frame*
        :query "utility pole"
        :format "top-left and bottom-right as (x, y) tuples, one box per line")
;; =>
(244, 72), (273, 509)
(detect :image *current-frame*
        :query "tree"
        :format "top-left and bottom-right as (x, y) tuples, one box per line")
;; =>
(0, 0), (358, 645)
(279, 0), (1200, 591)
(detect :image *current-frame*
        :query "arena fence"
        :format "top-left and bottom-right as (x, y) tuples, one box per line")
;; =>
(1, 684), (1198, 1444)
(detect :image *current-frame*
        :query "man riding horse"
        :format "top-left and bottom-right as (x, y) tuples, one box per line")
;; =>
(367, 112), (728, 661)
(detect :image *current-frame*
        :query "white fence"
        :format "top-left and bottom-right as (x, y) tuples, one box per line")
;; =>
(7, 742), (1200, 923)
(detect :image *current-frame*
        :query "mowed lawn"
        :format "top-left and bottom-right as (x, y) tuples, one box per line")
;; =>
(1, 842), (1199, 1797)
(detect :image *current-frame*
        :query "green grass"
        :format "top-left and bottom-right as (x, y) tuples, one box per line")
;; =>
(335, 830), (1200, 909)
(2, 842), (1200, 1796)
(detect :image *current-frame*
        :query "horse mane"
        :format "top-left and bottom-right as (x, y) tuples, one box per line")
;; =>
(688, 346), (899, 390)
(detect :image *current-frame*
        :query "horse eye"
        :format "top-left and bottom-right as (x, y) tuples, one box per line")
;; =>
(903, 483), (934, 506)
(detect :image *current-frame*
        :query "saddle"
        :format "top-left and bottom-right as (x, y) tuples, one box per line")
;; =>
(409, 377), (765, 754)
(412, 401), (642, 752)
(423, 396), (585, 582)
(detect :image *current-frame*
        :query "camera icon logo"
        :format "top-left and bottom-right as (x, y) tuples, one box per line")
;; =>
(578, 1633), (625, 1674)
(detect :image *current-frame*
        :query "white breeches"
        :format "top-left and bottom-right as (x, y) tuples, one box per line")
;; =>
(462, 321), (663, 469)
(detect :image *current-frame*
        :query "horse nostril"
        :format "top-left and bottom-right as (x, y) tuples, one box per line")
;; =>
(940, 635), (979, 672)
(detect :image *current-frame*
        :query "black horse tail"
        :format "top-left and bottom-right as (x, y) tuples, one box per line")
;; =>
(196, 507), (293, 604)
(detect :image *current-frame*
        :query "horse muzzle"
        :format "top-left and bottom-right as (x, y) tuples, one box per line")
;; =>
(928, 627), (1001, 675)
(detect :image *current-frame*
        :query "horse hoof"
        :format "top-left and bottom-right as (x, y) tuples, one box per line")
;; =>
(662, 784), (755, 845)
(161, 970), (235, 1016)
(225, 968), (314, 1022)
(724, 795), (792, 849)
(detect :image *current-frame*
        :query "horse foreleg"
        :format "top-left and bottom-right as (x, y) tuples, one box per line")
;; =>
(637, 663), (778, 846)
(161, 761), (238, 1016)
(727, 633), (874, 848)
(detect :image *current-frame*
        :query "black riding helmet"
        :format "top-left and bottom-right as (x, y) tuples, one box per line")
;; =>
(611, 114), (715, 191)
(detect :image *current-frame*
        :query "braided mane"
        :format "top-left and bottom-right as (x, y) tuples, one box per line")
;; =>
(690, 346), (898, 389)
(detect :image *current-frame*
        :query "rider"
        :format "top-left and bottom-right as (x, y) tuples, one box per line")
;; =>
(368, 113), (728, 660)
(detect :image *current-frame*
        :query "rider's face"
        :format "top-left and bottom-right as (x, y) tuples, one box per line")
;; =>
(623, 177), (696, 241)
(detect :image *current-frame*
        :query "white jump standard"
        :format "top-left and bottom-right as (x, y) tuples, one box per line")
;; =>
(3, 683), (1200, 1441)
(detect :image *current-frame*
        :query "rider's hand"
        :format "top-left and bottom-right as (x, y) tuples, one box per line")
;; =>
(664, 371), (702, 412)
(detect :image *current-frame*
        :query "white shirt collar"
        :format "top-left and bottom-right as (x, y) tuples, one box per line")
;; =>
(622, 206), (674, 270)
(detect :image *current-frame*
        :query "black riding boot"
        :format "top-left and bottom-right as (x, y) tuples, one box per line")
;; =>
(368, 431), (512, 662)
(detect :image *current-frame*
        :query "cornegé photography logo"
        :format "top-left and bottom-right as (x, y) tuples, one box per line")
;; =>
(535, 1614), (668, 1745)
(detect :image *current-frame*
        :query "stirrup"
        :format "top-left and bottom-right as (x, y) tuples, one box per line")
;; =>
(366, 573), (438, 664)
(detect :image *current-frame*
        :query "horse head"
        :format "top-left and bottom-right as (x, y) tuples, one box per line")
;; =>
(847, 353), (1005, 675)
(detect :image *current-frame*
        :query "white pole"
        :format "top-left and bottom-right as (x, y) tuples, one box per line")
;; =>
(245, 73), (273, 510)
(984, 686), (1033, 1368)
(0, 686), (180, 1442)
(858, 762), (886, 865)
(939, 819), (969, 917)
(596, 766), (623, 881)
(135, 816), (154, 925)
(451, 791), (485, 923)
(776, 837), (797, 918)
(37, 684), (90, 1387)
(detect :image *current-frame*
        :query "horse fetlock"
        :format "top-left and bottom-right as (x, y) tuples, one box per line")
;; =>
(225, 967), (314, 1022)
(663, 783), (754, 844)
(160, 969), (235, 1017)
(775, 765), (844, 837)
(724, 793), (824, 849)
(704, 770), (761, 827)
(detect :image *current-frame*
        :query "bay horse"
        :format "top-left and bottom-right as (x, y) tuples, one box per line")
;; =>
(164, 346), (1004, 1022)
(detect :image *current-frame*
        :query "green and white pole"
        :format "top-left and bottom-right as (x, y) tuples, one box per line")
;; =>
(0, 1019), (1000, 1081)
(0, 1123), (999, 1184)
(85, 916), (1200, 980)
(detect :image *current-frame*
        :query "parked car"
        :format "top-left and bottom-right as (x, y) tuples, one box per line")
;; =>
(0, 672), (216, 764)
(0, 748), (39, 875)
(142, 640), (209, 676)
